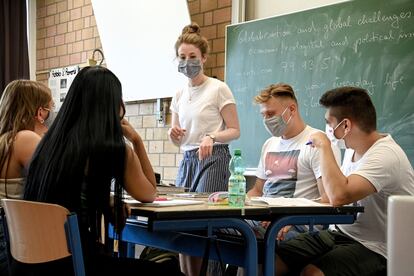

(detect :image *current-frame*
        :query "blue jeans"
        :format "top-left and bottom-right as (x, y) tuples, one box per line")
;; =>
(281, 225), (308, 241)
(245, 220), (311, 241)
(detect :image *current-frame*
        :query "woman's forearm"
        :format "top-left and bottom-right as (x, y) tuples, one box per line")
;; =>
(211, 127), (240, 143)
(132, 137), (156, 188)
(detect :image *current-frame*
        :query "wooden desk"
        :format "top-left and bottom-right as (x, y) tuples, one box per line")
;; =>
(111, 202), (363, 276)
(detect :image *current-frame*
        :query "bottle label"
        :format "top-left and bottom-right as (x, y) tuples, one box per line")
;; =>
(228, 194), (245, 207)
(228, 176), (246, 207)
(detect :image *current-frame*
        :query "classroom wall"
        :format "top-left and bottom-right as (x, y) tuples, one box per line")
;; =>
(35, 0), (100, 83)
(35, 0), (232, 183)
(245, 0), (349, 20)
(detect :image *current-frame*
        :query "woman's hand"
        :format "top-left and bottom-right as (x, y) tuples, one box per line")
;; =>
(198, 135), (214, 160)
(121, 118), (140, 144)
(168, 126), (186, 144)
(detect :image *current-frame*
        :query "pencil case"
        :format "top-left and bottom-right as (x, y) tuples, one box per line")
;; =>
(208, 191), (229, 205)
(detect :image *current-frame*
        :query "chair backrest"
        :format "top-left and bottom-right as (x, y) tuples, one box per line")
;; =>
(1, 199), (85, 276)
(387, 195), (414, 276)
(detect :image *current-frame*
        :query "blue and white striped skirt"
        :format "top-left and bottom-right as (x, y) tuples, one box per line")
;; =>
(175, 144), (231, 193)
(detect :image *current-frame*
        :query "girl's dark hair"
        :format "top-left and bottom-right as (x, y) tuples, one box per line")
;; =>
(24, 66), (126, 243)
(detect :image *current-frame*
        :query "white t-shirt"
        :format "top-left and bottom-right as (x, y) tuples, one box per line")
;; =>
(256, 125), (340, 199)
(170, 77), (236, 151)
(338, 134), (414, 258)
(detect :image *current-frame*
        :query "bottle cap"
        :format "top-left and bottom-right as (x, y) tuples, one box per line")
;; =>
(234, 149), (241, 156)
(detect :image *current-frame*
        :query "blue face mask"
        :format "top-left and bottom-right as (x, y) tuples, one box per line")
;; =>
(178, 59), (202, 79)
(263, 107), (292, 137)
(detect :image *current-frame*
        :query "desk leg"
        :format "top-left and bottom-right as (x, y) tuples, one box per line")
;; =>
(153, 218), (258, 276)
(127, 243), (135, 258)
(210, 218), (257, 276)
(263, 215), (356, 276)
(111, 218), (259, 275)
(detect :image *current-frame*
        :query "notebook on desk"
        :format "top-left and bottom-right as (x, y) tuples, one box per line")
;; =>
(247, 197), (328, 207)
(156, 184), (187, 194)
(170, 192), (210, 198)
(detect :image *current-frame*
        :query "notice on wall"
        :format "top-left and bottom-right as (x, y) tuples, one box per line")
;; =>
(48, 66), (79, 111)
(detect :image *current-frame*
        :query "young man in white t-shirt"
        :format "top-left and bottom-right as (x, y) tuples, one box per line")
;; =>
(276, 86), (414, 275)
(247, 83), (340, 240)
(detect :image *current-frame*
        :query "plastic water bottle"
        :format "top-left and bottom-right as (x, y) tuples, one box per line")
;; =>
(228, 149), (246, 207)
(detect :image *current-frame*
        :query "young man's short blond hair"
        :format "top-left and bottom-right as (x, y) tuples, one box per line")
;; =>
(254, 83), (297, 104)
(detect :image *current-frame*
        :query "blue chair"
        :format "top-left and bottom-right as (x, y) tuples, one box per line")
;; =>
(1, 199), (85, 276)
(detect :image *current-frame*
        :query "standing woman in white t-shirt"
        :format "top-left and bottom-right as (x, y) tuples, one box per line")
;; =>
(169, 23), (240, 193)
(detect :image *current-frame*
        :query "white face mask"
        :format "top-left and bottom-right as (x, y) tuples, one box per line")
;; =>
(42, 107), (56, 129)
(325, 119), (348, 149)
(44, 111), (57, 128)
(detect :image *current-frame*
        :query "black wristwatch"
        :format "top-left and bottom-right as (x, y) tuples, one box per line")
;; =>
(206, 134), (216, 143)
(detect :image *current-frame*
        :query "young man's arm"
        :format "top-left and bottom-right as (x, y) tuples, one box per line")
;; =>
(316, 178), (330, 203)
(309, 132), (376, 206)
(247, 178), (266, 198)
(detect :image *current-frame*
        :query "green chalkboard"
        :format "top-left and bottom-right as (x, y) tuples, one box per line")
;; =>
(226, 0), (414, 168)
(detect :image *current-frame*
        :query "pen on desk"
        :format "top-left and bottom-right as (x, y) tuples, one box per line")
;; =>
(305, 141), (313, 145)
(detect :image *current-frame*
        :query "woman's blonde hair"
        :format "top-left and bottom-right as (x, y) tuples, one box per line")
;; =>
(175, 22), (209, 57)
(0, 80), (51, 175)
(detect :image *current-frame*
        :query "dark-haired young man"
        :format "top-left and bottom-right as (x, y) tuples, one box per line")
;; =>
(275, 87), (414, 276)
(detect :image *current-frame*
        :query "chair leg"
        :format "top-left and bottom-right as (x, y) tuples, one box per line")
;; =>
(64, 213), (86, 276)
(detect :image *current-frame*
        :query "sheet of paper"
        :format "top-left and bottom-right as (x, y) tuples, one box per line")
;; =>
(171, 193), (210, 198)
(124, 198), (204, 207)
(249, 197), (328, 207)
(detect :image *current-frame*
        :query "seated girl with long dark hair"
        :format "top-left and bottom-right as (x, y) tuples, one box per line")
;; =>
(22, 66), (183, 275)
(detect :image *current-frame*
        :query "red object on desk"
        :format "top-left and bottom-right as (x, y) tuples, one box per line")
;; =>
(155, 197), (168, 201)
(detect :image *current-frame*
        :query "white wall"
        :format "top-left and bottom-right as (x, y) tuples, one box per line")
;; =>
(91, 0), (190, 102)
(27, 0), (37, 80)
(244, 0), (350, 20)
